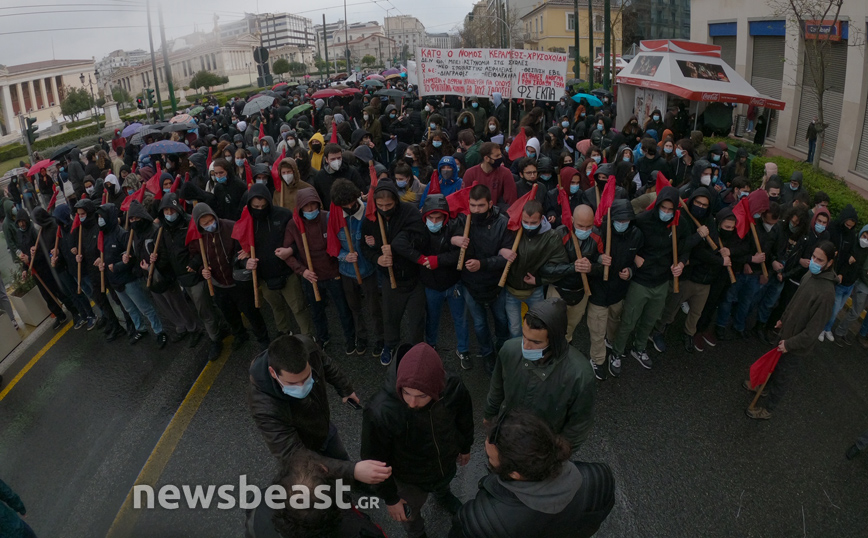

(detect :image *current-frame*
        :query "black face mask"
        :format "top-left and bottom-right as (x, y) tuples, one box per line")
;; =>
(378, 207), (396, 220)
(403, 156), (414, 165)
(491, 157), (503, 169)
(691, 205), (707, 219)
(249, 207), (268, 220)
(768, 195), (780, 203)
(719, 228), (735, 240)
(346, 202), (361, 215)
(132, 218), (149, 233)
(310, 143), (322, 153)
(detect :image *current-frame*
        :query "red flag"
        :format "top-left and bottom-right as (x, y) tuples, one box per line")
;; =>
(131, 162), (137, 174)
(145, 162), (163, 200)
(749, 348), (782, 389)
(508, 127), (527, 162)
(586, 163), (597, 187)
(97, 230), (104, 253)
(445, 185), (471, 219)
(330, 126), (338, 144)
(292, 205), (306, 235)
(594, 175), (616, 227)
(244, 161), (253, 188)
(506, 183), (538, 231)
(645, 171), (672, 211)
(71, 212), (82, 231)
(56, 225), (62, 240)
(170, 174), (181, 193)
(557, 185), (573, 230)
(732, 197), (752, 239)
(185, 218), (202, 245)
(47, 190), (58, 212)
(259, 122), (265, 141)
(427, 171), (441, 195)
(365, 162), (379, 222)
(327, 202), (347, 257)
(231, 206), (255, 253)
(206, 147), (213, 170)
(272, 148), (286, 192)
(121, 187), (145, 212)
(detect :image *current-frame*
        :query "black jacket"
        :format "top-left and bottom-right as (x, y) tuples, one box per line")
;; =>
(98, 203), (137, 288)
(455, 207), (514, 303)
(313, 162), (364, 207)
(680, 188), (726, 285)
(418, 195), (463, 291)
(587, 199), (644, 307)
(244, 183), (294, 282)
(632, 187), (689, 288)
(360, 346), (473, 505)
(541, 227), (604, 306)
(830, 205), (859, 286)
(156, 194), (202, 287)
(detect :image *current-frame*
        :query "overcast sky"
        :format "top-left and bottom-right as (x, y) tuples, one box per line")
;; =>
(0, 0), (472, 66)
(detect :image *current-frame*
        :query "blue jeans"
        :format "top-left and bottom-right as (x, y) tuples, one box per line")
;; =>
(462, 285), (509, 357)
(57, 269), (95, 320)
(825, 283), (855, 332)
(116, 279), (163, 334)
(425, 284), (469, 353)
(505, 287), (546, 338)
(302, 277), (355, 345)
(754, 277), (784, 325)
(717, 273), (761, 331)
(807, 138), (816, 163)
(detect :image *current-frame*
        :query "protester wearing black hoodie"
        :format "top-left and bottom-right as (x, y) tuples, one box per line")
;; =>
(779, 170), (805, 208)
(833, 224), (868, 345)
(66, 148), (87, 198)
(823, 204), (859, 337)
(180, 158), (246, 220)
(361, 343), (473, 537)
(361, 180), (427, 366)
(610, 186), (687, 372)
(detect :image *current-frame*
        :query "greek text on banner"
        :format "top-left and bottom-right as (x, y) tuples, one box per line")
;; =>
(416, 47), (568, 102)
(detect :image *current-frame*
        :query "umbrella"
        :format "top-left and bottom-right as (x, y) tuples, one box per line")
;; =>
(571, 93), (603, 107)
(139, 140), (194, 157)
(366, 74), (385, 81)
(169, 113), (192, 124)
(26, 159), (57, 177)
(375, 88), (410, 99)
(49, 144), (78, 160)
(384, 73), (402, 81)
(342, 88), (362, 96)
(361, 79), (384, 89)
(242, 95), (277, 116)
(188, 106), (204, 115)
(312, 88), (344, 99)
(161, 122), (197, 133)
(285, 103), (312, 120)
(566, 78), (584, 86)
(252, 90), (280, 99)
(272, 82), (288, 90)
(121, 122), (143, 137)
(381, 68), (400, 76)
(590, 88), (614, 99)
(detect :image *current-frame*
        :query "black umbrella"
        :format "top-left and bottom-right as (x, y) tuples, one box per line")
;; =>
(161, 122), (197, 133)
(566, 78), (585, 86)
(50, 143), (78, 160)
(591, 88), (614, 99)
(375, 89), (410, 99)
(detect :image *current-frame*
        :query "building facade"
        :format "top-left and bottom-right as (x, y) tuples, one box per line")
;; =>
(690, 0), (868, 189)
(96, 49), (149, 85)
(313, 19), (344, 59)
(385, 16), (426, 55)
(259, 12), (315, 50)
(629, 0), (690, 41)
(345, 34), (396, 66)
(0, 59), (96, 137)
(427, 33), (460, 49)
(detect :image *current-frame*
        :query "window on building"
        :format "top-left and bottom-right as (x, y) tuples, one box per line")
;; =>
(594, 14), (604, 32)
(567, 13), (575, 31)
(535, 19), (538, 33)
(540, 16), (543, 33)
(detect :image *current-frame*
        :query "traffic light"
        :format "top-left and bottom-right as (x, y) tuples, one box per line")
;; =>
(136, 97), (144, 109)
(25, 117), (38, 144)
(145, 88), (155, 108)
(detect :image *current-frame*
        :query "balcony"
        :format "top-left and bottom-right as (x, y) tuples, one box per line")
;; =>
(523, 31), (540, 43)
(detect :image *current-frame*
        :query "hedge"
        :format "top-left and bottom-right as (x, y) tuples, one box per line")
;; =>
(706, 136), (766, 157)
(0, 124), (104, 162)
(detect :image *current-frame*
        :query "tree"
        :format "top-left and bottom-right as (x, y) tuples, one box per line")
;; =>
(189, 70), (229, 92)
(314, 54), (327, 72)
(60, 86), (93, 122)
(288, 61), (306, 75)
(272, 58), (290, 76)
(112, 86), (132, 110)
(361, 54), (376, 67)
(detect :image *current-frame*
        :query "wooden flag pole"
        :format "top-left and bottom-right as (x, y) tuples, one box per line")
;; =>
(718, 237), (737, 284)
(30, 270), (63, 308)
(603, 207), (612, 281)
(301, 231), (322, 301)
(100, 249), (105, 294)
(748, 372), (773, 410)
(197, 237), (215, 296)
(570, 229), (592, 296)
(77, 225), (83, 294)
(378, 213), (397, 289)
(125, 229), (134, 257)
(679, 199), (718, 250)
(672, 222), (679, 293)
(749, 221), (769, 278)
(499, 229), (523, 288)
(146, 226), (164, 288)
(595, 184), (600, 208)
(52, 228), (60, 264)
(456, 213), (471, 270)
(344, 224), (363, 284)
(28, 229), (42, 273)
(250, 244), (260, 308)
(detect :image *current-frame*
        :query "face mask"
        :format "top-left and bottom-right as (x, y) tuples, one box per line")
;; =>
(211, 141), (218, 146)
(163, 187), (172, 193)
(521, 339), (545, 361)
(712, 154), (720, 162)
(441, 168), (453, 181)
(540, 174), (552, 181)
(664, 147), (673, 154)
(463, 118), (469, 124)
(581, 112), (587, 118)
(255, 179), (268, 185)
(504, 145), (510, 153)
(570, 184), (581, 194)
(526, 151), (536, 159)
(522, 221), (540, 232)
(575, 227), (591, 240)
(390, 113), (396, 119)
(79, 214), (87, 222)
(692, 206), (707, 219)
(235, 159), (245, 167)
(592, 155), (601, 164)
(809, 259), (823, 275)
(472, 102), (479, 108)
(86, 186), (95, 195)
(738, 191), (749, 199)
(814, 223), (826, 234)
(396, 180), (408, 188)
(653, 115), (660, 121)
(762, 221), (774, 233)
(769, 195), (780, 203)
(561, 121), (570, 128)
(310, 143), (322, 153)
(597, 124), (604, 131)
(676, 148), (684, 158)
(429, 123), (437, 130)
(329, 159), (342, 171)
(426, 218), (443, 233)
(860, 237), (868, 249)
(363, 114), (369, 121)
(432, 141), (442, 148)
(623, 156), (631, 163)
(281, 375), (315, 399)
(60, 167), (65, 172)
(127, 189), (134, 195)
(789, 222), (798, 233)
(215, 175), (227, 183)
(97, 216), (106, 227)
(378, 206), (396, 219)
(492, 157), (504, 169)
(303, 209), (319, 220)
(202, 221), (217, 233)
(700, 175), (711, 186)
(489, 124), (496, 132)
(790, 183), (799, 191)
(659, 209), (674, 222)
(287, 139), (296, 148)
(232, 120), (238, 125)
(614, 221), (629, 233)
(563, 161), (573, 167)
(164, 212), (179, 222)
(752, 213), (762, 220)
(263, 146), (272, 154)
(166, 163), (173, 170)
(282, 173), (294, 184)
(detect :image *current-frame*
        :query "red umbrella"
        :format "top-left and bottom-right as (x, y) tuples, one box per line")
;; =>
(27, 159), (57, 177)
(341, 88), (362, 96)
(312, 88), (344, 99)
(272, 82), (288, 90)
(366, 74), (385, 81)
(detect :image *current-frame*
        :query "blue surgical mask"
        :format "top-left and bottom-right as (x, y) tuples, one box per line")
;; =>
(581, 112), (586, 117)
(215, 175), (227, 183)
(540, 174), (552, 181)
(569, 184), (581, 194)
(235, 158), (245, 167)
(712, 154), (720, 162)
(753, 213), (761, 219)
(429, 123), (436, 130)
(522, 222), (540, 231)
(432, 141), (442, 148)
(614, 221), (629, 233)
(659, 209), (674, 222)
(426, 218), (443, 233)
(575, 227), (591, 240)
(390, 113), (396, 119)
(303, 209), (320, 220)
(527, 151), (536, 159)
(521, 339), (545, 361)
(653, 115), (660, 121)
(623, 156), (631, 162)
(596, 124), (604, 131)
(126, 188), (134, 195)
(738, 191), (749, 199)
(814, 223), (826, 234)
(790, 183), (799, 191)
(262, 146), (271, 154)
(472, 102), (479, 108)
(163, 187), (171, 193)
(203, 222), (217, 233)
(664, 147), (673, 154)
(675, 148), (684, 158)
(561, 121), (570, 128)
(281, 375), (314, 399)
(164, 212), (179, 222)
(396, 180), (408, 188)
(98, 216), (106, 227)
(809, 259), (823, 275)
(592, 155), (601, 164)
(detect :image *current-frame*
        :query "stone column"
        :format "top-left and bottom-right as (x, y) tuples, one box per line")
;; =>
(1, 85), (16, 134)
(27, 80), (37, 113)
(39, 78), (49, 110)
(50, 76), (59, 106)
(15, 82), (26, 114)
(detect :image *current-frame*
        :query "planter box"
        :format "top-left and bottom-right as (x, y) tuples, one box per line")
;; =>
(10, 286), (50, 327)
(0, 313), (20, 359)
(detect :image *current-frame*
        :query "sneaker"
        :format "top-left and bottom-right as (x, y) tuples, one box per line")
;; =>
(818, 331), (825, 342)
(157, 332), (168, 349)
(631, 349), (652, 369)
(824, 330), (835, 342)
(758, 327), (775, 346)
(73, 317), (87, 330)
(129, 331), (147, 345)
(379, 345), (393, 366)
(692, 333), (704, 352)
(703, 330), (718, 348)
(456, 351), (472, 370)
(231, 331), (250, 351)
(846, 444), (862, 460)
(683, 333), (695, 353)
(371, 340), (384, 358)
(188, 331), (204, 349)
(345, 342), (356, 356)
(355, 341), (367, 355)
(604, 337), (612, 349)
(608, 353), (623, 377)
(591, 360), (607, 381)
(742, 379), (768, 397)
(52, 315), (68, 330)
(86, 317), (97, 330)
(837, 333), (853, 347)
(103, 318), (114, 335)
(649, 331), (667, 353)
(745, 406), (772, 420)
(680, 301), (689, 314)
(434, 491), (463, 515)
(207, 339), (223, 361)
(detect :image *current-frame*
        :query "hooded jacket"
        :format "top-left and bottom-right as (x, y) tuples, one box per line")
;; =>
(98, 203), (137, 288)
(436, 156), (463, 197)
(241, 183), (294, 284)
(855, 225), (868, 287)
(362, 105), (383, 147)
(485, 298), (595, 450)
(272, 158), (314, 212)
(312, 155), (364, 208)
(361, 181), (426, 287)
(187, 202), (237, 287)
(504, 219), (570, 298)
(247, 340), (355, 479)
(779, 268), (836, 355)
(587, 199), (644, 307)
(827, 204), (859, 285)
(779, 170), (805, 207)
(782, 207), (830, 282)
(73, 198), (106, 281)
(632, 186), (689, 288)
(156, 194), (201, 287)
(455, 206), (514, 303)
(308, 132), (325, 171)
(541, 223), (604, 306)
(361, 343), (473, 505)
(418, 195), (463, 291)
(24, 207), (58, 275)
(66, 148), (86, 196)
(680, 188), (726, 285)
(283, 187), (338, 280)
(1, 197), (19, 257)
(14, 210), (38, 269)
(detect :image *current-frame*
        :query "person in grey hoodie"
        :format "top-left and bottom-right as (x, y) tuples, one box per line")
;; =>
(65, 148), (87, 199)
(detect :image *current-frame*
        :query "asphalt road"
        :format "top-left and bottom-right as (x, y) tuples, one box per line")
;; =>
(1, 299), (868, 538)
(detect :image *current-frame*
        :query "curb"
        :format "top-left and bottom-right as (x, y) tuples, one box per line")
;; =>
(0, 315), (55, 389)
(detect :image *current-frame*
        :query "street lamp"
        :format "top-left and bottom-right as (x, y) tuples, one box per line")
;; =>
(80, 72), (100, 130)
